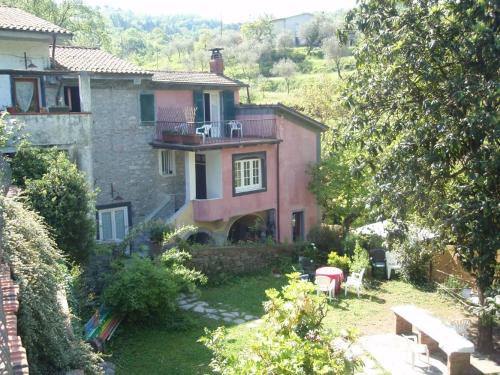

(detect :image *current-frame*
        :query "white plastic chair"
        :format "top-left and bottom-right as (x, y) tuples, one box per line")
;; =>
(344, 268), (365, 297)
(195, 124), (212, 143)
(386, 251), (402, 280)
(229, 120), (243, 138)
(315, 275), (336, 299)
(403, 334), (430, 370)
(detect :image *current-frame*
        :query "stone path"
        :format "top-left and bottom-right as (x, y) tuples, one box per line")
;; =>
(178, 294), (384, 374)
(178, 294), (261, 326)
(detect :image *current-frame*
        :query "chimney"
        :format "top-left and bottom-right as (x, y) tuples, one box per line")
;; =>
(209, 48), (224, 75)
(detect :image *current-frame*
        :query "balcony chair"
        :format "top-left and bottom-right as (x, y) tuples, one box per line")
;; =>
(195, 124), (212, 143)
(369, 248), (387, 279)
(344, 268), (365, 297)
(228, 120), (243, 138)
(386, 251), (402, 280)
(315, 275), (336, 300)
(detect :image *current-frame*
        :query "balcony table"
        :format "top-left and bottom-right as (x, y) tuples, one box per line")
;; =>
(315, 267), (343, 293)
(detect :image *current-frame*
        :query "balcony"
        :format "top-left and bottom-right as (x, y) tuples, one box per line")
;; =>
(151, 118), (280, 150)
(4, 113), (92, 150)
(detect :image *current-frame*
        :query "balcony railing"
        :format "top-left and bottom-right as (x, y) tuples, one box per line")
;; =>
(154, 119), (278, 145)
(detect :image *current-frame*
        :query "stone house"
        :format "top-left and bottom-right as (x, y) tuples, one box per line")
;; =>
(0, 6), (327, 246)
(271, 13), (314, 46)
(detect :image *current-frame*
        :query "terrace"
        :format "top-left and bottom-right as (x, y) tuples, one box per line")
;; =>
(151, 118), (280, 151)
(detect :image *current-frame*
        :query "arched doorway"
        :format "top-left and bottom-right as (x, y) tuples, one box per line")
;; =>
(187, 231), (213, 245)
(227, 215), (265, 243)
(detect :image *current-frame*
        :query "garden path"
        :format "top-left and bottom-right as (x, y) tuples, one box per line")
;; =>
(179, 294), (385, 374)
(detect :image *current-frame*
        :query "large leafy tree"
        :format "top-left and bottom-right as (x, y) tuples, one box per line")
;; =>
(342, 0), (499, 350)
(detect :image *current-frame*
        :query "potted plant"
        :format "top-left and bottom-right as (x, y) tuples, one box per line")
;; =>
(162, 130), (182, 143)
(181, 134), (202, 145)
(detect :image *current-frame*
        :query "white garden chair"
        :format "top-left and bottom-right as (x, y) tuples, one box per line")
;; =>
(344, 268), (365, 297)
(315, 275), (336, 300)
(451, 319), (471, 339)
(195, 123), (212, 143)
(228, 120), (243, 138)
(386, 251), (402, 280)
(403, 334), (430, 370)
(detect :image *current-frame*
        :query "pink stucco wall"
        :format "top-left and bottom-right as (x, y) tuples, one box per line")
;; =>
(193, 144), (278, 222)
(276, 116), (319, 242)
(155, 90), (193, 118)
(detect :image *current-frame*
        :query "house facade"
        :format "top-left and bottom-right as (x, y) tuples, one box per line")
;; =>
(0, 7), (327, 246)
(271, 13), (314, 46)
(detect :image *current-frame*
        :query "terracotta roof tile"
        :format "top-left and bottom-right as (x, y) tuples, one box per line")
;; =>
(152, 71), (246, 87)
(0, 6), (71, 35)
(53, 45), (149, 75)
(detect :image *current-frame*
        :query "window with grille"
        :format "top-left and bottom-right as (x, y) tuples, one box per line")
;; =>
(159, 150), (176, 176)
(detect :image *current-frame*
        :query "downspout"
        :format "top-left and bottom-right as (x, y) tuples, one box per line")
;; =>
(51, 34), (56, 68)
(276, 142), (280, 243)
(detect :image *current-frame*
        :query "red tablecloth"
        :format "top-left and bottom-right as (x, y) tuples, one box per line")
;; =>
(315, 267), (343, 293)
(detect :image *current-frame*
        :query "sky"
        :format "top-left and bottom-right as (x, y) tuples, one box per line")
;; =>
(83, 0), (357, 23)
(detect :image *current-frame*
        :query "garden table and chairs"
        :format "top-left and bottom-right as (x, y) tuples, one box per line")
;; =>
(315, 266), (343, 294)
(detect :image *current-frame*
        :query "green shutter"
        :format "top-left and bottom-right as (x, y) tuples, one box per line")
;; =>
(140, 94), (155, 123)
(193, 91), (204, 123)
(222, 90), (235, 120)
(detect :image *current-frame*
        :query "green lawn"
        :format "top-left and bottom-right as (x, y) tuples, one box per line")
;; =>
(108, 273), (467, 375)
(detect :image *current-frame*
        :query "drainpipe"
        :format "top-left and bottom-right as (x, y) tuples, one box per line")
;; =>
(276, 142), (280, 242)
(51, 34), (56, 68)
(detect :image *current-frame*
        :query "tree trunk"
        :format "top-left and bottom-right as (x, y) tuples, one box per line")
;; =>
(335, 59), (343, 79)
(476, 287), (494, 352)
(246, 86), (251, 104)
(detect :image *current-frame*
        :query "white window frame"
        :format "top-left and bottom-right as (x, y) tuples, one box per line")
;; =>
(234, 158), (262, 193)
(159, 150), (176, 176)
(97, 206), (129, 242)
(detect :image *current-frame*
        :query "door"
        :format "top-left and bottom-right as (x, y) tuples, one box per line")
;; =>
(203, 91), (221, 137)
(292, 211), (304, 242)
(64, 86), (81, 112)
(195, 154), (207, 199)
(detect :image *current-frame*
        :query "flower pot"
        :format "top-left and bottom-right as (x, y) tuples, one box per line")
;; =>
(162, 132), (182, 143)
(181, 134), (202, 145)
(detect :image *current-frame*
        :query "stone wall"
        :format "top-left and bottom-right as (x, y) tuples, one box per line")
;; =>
(90, 80), (186, 224)
(187, 245), (294, 276)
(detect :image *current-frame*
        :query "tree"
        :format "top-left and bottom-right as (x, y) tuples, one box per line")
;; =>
(0, 0), (110, 48)
(11, 144), (96, 264)
(322, 35), (351, 78)
(342, 0), (499, 351)
(270, 59), (297, 94)
(241, 15), (274, 44)
(275, 30), (295, 52)
(0, 195), (101, 374)
(300, 14), (336, 55)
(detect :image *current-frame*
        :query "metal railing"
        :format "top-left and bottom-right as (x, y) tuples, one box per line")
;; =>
(154, 119), (278, 145)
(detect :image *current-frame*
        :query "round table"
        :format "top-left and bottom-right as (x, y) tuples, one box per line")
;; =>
(315, 267), (343, 293)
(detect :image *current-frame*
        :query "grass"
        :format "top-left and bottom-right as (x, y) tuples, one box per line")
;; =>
(108, 273), (467, 374)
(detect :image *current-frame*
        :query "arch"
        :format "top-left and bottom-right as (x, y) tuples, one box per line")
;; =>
(187, 231), (214, 245)
(227, 214), (265, 243)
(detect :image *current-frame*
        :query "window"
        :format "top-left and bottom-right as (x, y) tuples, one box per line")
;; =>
(97, 206), (129, 242)
(233, 152), (266, 195)
(140, 93), (155, 124)
(14, 78), (39, 112)
(159, 150), (176, 176)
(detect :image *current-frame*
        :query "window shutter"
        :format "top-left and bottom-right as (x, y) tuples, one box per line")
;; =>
(140, 94), (155, 123)
(193, 91), (204, 123)
(222, 90), (235, 120)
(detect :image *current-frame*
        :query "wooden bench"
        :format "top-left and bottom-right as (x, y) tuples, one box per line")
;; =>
(392, 305), (474, 375)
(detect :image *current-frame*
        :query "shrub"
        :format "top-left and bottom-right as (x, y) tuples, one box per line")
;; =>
(11, 144), (96, 264)
(350, 241), (370, 273)
(390, 236), (433, 285)
(103, 250), (206, 322)
(201, 274), (361, 374)
(443, 275), (467, 292)
(0, 195), (101, 374)
(327, 251), (351, 274)
(307, 225), (343, 262)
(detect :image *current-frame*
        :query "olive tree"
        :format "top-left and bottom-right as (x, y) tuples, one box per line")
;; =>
(270, 59), (298, 94)
(341, 0), (498, 351)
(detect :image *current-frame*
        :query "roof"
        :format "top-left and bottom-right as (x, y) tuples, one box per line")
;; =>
(0, 6), (71, 35)
(52, 45), (149, 75)
(238, 103), (329, 132)
(152, 71), (247, 87)
(271, 13), (314, 23)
